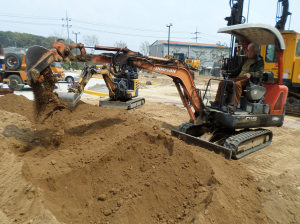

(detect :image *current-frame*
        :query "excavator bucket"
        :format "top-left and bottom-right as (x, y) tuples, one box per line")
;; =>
(57, 92), (81, 108)
(26, 46), (81, 107)
(26, 46), (55, 84)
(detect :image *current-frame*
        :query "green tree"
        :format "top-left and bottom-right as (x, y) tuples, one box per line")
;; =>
(0, 31), (74, 49)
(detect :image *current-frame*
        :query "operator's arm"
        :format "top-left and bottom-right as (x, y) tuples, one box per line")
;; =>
(249, 59), (264, 79)
(125, 65), (135, 73)
(227, 60), (244, 77)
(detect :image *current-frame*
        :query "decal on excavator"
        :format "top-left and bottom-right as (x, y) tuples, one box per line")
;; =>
(154, 67), (177, 74)
(235, 116), (258, 124)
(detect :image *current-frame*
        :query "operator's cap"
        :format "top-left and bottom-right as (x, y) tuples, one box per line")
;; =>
(25, 45), (55, 83)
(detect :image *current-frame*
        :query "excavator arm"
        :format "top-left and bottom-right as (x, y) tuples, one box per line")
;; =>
(130, 58), (203, 121)
(275, 0), (292, 31)
(28, 42), (206, 122)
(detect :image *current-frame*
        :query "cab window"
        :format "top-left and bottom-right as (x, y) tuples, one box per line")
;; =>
(296, 39), (300, 57)
(265, 45), (278, 62)
(50, 62), (55, 67)
(55, 62), (62, 68)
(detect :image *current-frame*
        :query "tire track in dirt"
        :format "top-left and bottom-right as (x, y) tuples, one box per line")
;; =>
(242, 126), (300, 223)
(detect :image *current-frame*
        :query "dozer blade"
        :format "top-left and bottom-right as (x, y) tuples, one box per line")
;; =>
(99, 97), (145, 110)
(171, 130), (232, 160)
(57, 92), (81, 107)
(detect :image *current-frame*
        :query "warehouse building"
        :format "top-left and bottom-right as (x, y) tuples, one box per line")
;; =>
(149, 40), (230, 72)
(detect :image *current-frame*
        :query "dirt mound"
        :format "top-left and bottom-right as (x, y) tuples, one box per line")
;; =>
(0, 94), (273, 223)
(0, 94), (34, 121)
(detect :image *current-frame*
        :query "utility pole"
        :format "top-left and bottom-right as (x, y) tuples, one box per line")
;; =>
(62, 11), (72, 45)
(166, 23), (172, 56)
(13, 38), (17, 47)
(191, 27), (201, 43)
(62, 11), (72, 66)
(72, 31), (80, 70)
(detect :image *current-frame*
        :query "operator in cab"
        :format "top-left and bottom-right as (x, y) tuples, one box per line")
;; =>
(121, 65), (138, 87)
(211, 43), (264, 110)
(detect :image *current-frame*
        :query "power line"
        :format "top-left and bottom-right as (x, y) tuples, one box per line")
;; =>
(0, 20), (223, 44)
(62, 11), (72, 45)
(0, 13), (228, 41)
(72, 19), (189, 34)
(0, 14), (60, 20)
(0, 13), (223, 38)
(191, 27), (201, 43)
(73, 25), (190, 40)
(0, 20), (59, 26)
(0, 17), (228, 45)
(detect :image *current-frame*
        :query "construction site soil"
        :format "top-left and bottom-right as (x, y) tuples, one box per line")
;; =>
(0, 72), (299, 223)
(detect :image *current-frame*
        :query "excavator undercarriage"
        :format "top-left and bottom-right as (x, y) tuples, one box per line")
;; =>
(173, 123), (273, 159)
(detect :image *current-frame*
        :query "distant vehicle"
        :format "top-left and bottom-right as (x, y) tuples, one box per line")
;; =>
(49, 61), (65, 81)
(0, 48), (64, 91)
(165, 53), (200, 71)
(63, 72), (81, 83)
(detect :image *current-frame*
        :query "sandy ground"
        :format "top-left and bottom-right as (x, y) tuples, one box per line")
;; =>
(138, 72), (300, 223)
(0, 72), (299, 223)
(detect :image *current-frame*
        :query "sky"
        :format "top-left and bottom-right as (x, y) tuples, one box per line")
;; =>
(1, 0), (300, 53)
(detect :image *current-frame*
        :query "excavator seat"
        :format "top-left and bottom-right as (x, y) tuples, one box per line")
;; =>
(216, 75), (267, 114)
(245, 84), (266, 101)
(114, 77), (135, 91)
(224, 75), (266, 102)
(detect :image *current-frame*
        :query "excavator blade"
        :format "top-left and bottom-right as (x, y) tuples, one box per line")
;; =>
(99, 97), (145, 110)
(172, 128), (273, 160)
(57, 92), (81, 107)
(171, 130), (232, 160)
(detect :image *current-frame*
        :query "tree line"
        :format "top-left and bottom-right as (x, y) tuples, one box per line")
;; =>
(0, 31), (75, 49)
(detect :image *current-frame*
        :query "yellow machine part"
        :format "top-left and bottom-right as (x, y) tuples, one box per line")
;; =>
(260, 31), (300, 85)
(4, 70), (28, 84)
(185, 59), (200, 70)
(131, 79), (139, 97)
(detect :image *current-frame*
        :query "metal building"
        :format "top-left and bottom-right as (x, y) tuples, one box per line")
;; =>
(149, 40), (230, 69)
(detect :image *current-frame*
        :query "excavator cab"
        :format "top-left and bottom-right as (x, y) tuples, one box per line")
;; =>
(113, 69), (139, 100)
(212, 77), (268, 114)
(173, 53), (187, 62)
(204, 23), (287, 118)
(174, 23), (288, 159)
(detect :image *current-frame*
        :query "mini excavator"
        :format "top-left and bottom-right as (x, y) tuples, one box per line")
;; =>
(25, 44), (145, 109)
(26, 23), (287, 160)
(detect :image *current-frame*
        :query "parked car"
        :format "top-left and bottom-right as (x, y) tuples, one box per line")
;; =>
(64, 72), (81, 83)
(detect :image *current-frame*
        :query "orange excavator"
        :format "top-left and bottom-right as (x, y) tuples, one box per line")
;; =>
(26, 23), (287, 160)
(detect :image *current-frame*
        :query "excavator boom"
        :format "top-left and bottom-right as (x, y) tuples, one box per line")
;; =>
(47, 42), (204, 121)
(26, 41), (203, 120)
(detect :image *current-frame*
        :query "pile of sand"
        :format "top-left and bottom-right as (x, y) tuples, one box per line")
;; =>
(0, 94), (273, 224)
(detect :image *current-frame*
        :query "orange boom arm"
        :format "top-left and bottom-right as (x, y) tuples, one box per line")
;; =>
(51, 42), (205, 122)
